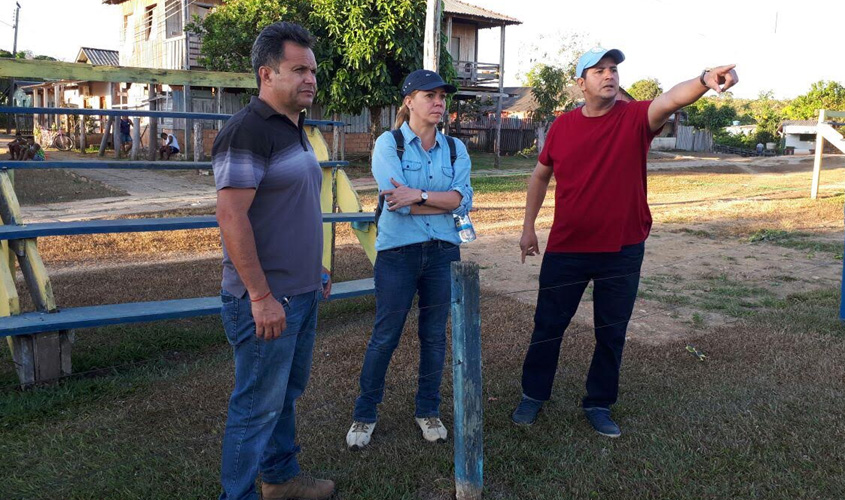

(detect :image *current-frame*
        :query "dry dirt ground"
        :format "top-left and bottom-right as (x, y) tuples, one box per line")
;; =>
(9, 151), (844, 355)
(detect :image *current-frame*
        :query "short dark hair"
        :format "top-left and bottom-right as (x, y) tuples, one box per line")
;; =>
(251, 22), (315, 89)
(160, 132), (168, 138)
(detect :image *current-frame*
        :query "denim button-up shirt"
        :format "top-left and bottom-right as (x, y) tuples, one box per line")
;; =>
(372, 122), (474, 251)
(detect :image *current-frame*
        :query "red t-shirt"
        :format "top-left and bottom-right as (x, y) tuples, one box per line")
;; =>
(539, 99), (658, 253)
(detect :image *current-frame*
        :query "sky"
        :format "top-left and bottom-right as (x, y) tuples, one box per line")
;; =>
(0, 0), (842, 100)
(476, 0), (845, 99)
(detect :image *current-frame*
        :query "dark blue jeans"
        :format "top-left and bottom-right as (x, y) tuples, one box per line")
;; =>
(353, 240), (460, 423)
(218, 289), (320, 500)
(521, 242), (645, 409)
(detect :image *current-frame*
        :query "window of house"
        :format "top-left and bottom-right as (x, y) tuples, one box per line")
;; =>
(123, 14), (130, 43)
(144, 4), (156, 41)
(450, 37), (461, 61)
(165, 0), (183, 38)
(798, 133), (815, 142)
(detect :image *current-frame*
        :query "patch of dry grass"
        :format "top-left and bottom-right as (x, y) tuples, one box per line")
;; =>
(12, 169), (127, 206)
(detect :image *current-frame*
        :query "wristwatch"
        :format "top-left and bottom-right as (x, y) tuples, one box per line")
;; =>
(699, 69), (710, 88)
(417, 189), (428, 205)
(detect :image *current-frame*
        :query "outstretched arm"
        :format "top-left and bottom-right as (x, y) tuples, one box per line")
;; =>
(648, 64), (739, 132)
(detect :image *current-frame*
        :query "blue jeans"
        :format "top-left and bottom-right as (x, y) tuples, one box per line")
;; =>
(218, 289), (320, 500)
(521, 243), (644, 409)
(353, 241), (460, 423)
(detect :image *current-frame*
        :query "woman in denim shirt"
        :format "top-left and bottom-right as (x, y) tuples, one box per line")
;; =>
(345, 70), (474, 450)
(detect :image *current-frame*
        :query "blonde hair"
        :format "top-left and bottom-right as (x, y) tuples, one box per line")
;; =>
(393, 91), (418, 129)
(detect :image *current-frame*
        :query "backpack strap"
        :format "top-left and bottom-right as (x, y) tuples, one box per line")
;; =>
(376, 129), (406, 229)
(392, 129), (405, 161)
(445, 135), (457, 167)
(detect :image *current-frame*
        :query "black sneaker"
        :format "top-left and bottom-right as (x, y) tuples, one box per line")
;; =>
(583, 407), (621, 438)
(511, 395), (544, 425)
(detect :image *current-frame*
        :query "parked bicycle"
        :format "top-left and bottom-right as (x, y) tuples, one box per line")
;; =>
(39, 126), (75, 151)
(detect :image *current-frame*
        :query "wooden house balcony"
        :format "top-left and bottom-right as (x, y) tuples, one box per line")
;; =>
(453, 61), (500, 87)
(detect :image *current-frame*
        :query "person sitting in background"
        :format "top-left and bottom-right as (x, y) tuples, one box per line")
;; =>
(23, 139), (45, 161)
(7, 133), (25, 160)
(159, 131), (180, 160)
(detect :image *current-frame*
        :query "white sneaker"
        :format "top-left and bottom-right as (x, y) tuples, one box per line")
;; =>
(415, 417), (448, 443)
(346, 421), (376, 450)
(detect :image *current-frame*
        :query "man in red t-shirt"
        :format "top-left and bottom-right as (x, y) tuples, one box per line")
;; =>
(512, 47), (739, 437)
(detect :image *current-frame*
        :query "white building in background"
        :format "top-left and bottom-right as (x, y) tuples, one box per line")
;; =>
(778, 120), (818, 154)
(724, 123), (757, 136)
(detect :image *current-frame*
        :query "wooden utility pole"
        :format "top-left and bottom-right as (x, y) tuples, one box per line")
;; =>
(423, 0), (442, 72)
(6, 2), (20, 134)
(493, 24), (506, 168)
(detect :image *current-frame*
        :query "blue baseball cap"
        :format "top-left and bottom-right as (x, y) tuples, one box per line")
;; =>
(400, 69), (457, 97)
(576, 47), (625, 79)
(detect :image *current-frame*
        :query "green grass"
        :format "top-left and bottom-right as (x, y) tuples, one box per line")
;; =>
(749, 229), (844, 260)
(470, 174), (530, 193)
(2, 288), (845, 499)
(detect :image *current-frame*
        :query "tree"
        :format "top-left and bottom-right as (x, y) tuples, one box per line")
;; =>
(526, 63), (576, 123)
(684, 97), (737, 131)
(627, 78), (662, 101)
(745, 90), (782, 145)
(782, 80), (845, 120)
(190, 0), (454, 148)
(520, 31), (588, 150)
(186, 0), (312, 75)
(310, 0), (455, 147)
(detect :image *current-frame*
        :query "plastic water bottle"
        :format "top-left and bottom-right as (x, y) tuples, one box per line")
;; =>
(453, 214), (476, 243)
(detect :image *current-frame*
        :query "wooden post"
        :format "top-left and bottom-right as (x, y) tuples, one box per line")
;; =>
(838, 233), (845, 315)
(98, 116), (113, 157)
(184, 85), (192, 159)
(423, 0), (442, 71)
(340, 123), (346, 161)
(32, 89), (40, 133)
(811, 109), (826, 199)
(193, 121), (203, 162)
(216, 86), (224, 131)
(493, 24), (506, 168)
(113, 118), (122, 159)
(130, 116), (141, 160)
(0, 171), (70, 386)
(148, 84), (158, 161)
(451, 261), (483, 500)
(78, 111), (87, 153)
(332, 113), (340, 161)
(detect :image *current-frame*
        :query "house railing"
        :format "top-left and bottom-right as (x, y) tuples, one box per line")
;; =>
(453, 61), (500, 87)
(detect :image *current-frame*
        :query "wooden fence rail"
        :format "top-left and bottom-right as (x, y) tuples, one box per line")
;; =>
(0, 106), (370, 388)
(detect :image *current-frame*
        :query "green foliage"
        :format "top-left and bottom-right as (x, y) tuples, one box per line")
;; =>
(627, 77), (662, 101)
(521, 31), (586, 123)
(782, 80), (845, 120)
(189, 0), (456, 143)
(684, 97), (737, 131)
(526, 63), (576, 123)
(186, 0), (312, 75)
(310, 0), (455, 116)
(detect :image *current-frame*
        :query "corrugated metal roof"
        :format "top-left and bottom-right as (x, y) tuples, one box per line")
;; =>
(77, 47), (120, 67)
(443, 0), (521, 26)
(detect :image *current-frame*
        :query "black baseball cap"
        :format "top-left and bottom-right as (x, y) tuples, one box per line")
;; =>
(400, 69), (457, 97)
